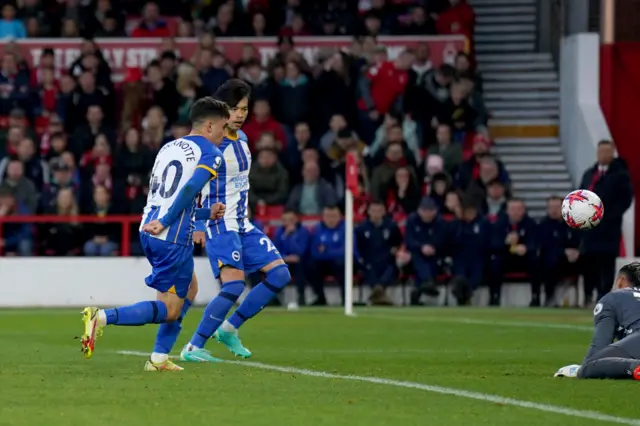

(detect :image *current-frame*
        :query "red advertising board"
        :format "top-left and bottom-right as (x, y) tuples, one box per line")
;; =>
(1, 35), (466, 81)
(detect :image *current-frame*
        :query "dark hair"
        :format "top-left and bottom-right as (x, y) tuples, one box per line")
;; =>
(438, 64), (456, 79)
(214, 78), (252, 108)
(324, 204), (341, 212)
(487, 179), (504, 187)
(160, 51), (177, 61)
(547, 195), (563, 202)
(508, 197), (525, 205)
(368, 199), (386, 208)
(283, 208), (299, 216)
(42, 47), (55, 57)
(189, 97), (230, 125)
(619, 262), (640, 287)
(598, 139), (614, 147)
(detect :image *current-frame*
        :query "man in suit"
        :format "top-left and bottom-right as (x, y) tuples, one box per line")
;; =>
(579, 140), (633, 305)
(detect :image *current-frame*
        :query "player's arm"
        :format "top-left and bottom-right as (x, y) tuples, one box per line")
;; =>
(583, 300), (617, 363)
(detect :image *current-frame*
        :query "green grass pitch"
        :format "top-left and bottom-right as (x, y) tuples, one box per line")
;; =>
(1, 307), (639, 426)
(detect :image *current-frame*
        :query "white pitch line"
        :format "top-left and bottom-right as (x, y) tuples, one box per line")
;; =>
(117, 350), (640, 425)
(365, 314), (593, 331)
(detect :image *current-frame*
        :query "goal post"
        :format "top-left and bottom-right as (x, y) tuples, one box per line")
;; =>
(344, 152), (358, 316)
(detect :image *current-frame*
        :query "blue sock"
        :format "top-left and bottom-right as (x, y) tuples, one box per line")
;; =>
(104, 301), (168, 326)
(190, 280), (245, 348)
(153, 298), (192, 354)
(228, 264), (291, 329)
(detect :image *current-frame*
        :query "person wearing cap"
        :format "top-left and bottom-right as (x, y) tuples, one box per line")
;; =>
(40, 157), (77, 212)
(405, 196), (447, 304)
(450, 201), (490, 305)
(487, 198), (539, 306)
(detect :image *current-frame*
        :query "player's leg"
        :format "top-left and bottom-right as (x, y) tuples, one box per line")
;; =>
(80, 236), (191, 359)
(216, 230), (290, 357)
(181, 233), (246, 361)
(577, 345), (640, 379)
(147, 273), (199, 370)
(223, 230), (289, 330)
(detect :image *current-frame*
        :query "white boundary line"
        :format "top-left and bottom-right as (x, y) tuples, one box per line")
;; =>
(364, 314), (593, 332)
(118, 350), (640, 425)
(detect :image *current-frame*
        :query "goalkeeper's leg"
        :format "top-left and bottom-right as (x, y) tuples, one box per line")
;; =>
(578, 345), (640, 379)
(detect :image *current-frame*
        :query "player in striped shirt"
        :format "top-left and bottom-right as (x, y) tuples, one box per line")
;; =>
(79, 98), (228, 371)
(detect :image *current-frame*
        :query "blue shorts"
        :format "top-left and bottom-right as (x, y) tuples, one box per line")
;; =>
(206, 227), (282, 278)
(140, 233), (194, 298)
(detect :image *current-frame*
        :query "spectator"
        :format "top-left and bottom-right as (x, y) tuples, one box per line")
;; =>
(0, 53), (31, 116)
(312, 52), (355, 132)
(465, 155), (506, 211)
(71, 104), (115, 159)
(309, 205), (350, 305)
(198, 49), (231, 94)
(11, 137), (49, 192)
(141, 106), (168, 153)
(0, 188), (32, 256)
(65, 72), (109, 134)
(370, 114), (421, 166)
(248, 148), (289, 211)
(324, 128), (366, 183)
(436, 0), (475, 40)
(579, 140), (633, 304)
(357, 49), (413, 143)
(537, 196), (581, 307)
(483, 180), (507, 217)
(408, 43), (433, 84)
(386, 166), (420, 216)
(319, 114), (351, 156)
(273, 209), (310, 305)
(79, 133), (112, 175)
(212, 3), (240, 37)
(276, 60), (311, 127)
(428, 172), (453, 211)
(43, 132), (69, 162)
(400, 5), (437, 35)
(40, 187), (83, 256)
(0, 159), (38, 214)
(427, 123), (462, 175)
(455, 52), (483, 92)
(114, 128), (153, 180)
(248, 12), (269, 37)
(282, 121), (314, 185)
(83, 185), (119, 257)
(457, 135), (509, 189)
(176, 62), (207, 122)
(0, 4), (26, 39)
(488, 198), (538, 307)
(242, 60), (274, 103)
(438, 82), (477, 137)
(243, 98), (288, 151)
(34, 67), (58, 118)
(56, 75), (76, 122)
(450, 202), (490, 305)
(41, 157), (78, 212)
(444, 190), (463, 218)
(356, 200), (402, 305)
(287, 160), (338, 215)
(131, 2), (171, 38)
(95, 11), (127, 37)
(119, 68), (146, 133)
(371, 142), (416, 201)
(406, 197), (445, 304)
(145, 61), (180, 124)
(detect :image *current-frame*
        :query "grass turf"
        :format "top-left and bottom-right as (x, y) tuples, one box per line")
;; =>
(0, 307), (638, 426)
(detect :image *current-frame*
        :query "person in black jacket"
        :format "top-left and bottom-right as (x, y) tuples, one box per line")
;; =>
(487, 198), (539, 306)
(405, 196), (448, 304)
(451, 202), (491, 305)
(356, 200), (403, 305)
(537, 196), (581, 306)
(579, 140), (633, 304)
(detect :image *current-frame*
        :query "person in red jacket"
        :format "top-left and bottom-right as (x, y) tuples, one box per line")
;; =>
(131, 2), (171, 38)
(357, 48), (413, 143)
(436, 0), (475, 53)
(243, 99), (288, 151)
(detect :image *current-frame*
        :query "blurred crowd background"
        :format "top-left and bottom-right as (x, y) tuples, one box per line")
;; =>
(1, 0), (626, 307)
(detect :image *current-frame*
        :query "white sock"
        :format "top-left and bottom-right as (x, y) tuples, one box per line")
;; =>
(150, 352), (168, 364)
(185, 343), (200, 352)
(221, 320), (237, 333)
(97, 309), (107, 326)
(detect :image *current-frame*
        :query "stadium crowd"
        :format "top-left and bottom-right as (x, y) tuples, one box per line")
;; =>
(0, 0), (617, 308)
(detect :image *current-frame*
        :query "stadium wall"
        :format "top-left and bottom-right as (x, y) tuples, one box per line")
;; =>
(599, 40), (640, 254)
(560, 33), (635, 257)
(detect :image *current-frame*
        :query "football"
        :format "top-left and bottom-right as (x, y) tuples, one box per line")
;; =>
(562, 189), (604, 230)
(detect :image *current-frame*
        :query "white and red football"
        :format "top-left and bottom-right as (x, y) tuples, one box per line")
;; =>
(562, 189), (604, 230)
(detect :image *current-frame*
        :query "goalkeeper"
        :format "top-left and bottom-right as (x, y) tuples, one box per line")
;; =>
(554, 262), (640, 380)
